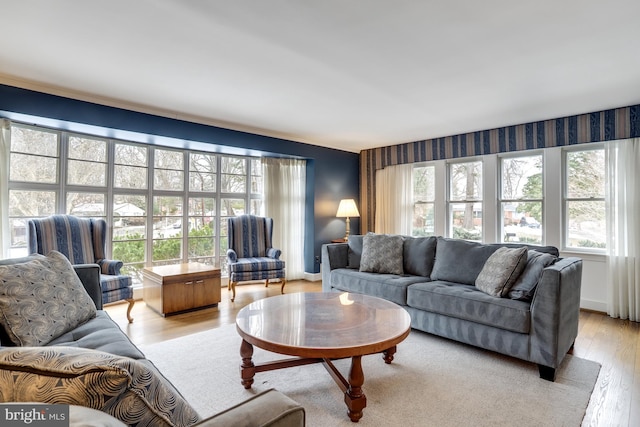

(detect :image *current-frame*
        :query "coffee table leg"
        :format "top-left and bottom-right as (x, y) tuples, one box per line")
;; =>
(382, 345), (397, 364)
(240, 339), (255, 389)
(345, 355), (366, 422)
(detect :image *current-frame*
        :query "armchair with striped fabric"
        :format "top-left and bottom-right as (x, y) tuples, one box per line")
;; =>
(226, 215), (286, 302)
(27, 215), (135, 323)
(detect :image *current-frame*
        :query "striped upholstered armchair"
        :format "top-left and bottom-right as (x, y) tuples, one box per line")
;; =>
(27, 215), (135, 323)
(226, 215), (286, 302)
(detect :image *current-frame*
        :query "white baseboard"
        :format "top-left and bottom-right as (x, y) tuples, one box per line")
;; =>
(580, 298), (606, 313)
(304, 272), (322, 282)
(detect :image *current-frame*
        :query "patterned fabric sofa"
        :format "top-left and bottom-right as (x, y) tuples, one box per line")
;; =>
(321, 235), (583, 381)
(0, 253), (305, 427)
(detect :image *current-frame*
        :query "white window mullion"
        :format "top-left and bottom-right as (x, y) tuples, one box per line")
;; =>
(58, 131), (68, 214)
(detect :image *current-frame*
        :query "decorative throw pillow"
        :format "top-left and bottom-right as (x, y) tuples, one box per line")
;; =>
(508, 250), (558, 301)
(0, 251), (97, 346)
(0, 346), (200, 427)
(359, 233), (404, 275)
(475, 247), (528, 297)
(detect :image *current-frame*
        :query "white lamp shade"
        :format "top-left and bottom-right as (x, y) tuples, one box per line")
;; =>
(336, 199), (360, 218)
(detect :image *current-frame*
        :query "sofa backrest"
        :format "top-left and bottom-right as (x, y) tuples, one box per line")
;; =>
(430, 237), (559, 285)
(27, 215), (105, 264)
(403, 236), (437, 277)
(343, 234), (559, 285)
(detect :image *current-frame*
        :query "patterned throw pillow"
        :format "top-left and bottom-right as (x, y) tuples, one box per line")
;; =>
(475, 247), (528, 297)
(0, 346), (200, 427)
(359, 233), (405, 275)
(0, 251), (97, 346)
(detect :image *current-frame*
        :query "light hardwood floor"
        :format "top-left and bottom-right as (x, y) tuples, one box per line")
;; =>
(105, 280), (639, 427)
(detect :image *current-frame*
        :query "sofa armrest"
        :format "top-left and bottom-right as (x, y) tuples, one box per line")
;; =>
(321, 243), (349, 292)
(97, 259), (124, 275)
(73, 264), (103, 310)
(194, 388), (305, 427)
(267, 247), (282, 259)
(227, 249), (238, 263)
(530, 257), (583, 368)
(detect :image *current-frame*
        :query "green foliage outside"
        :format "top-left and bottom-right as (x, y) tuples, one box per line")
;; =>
(577, 240), (606, 248)
(112, 224), (216, 264)
(517, 173), (542, 222)
(453, 227), (481, 241)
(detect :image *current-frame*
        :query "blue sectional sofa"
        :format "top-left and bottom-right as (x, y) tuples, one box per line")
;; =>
(321, 235), (583, 381)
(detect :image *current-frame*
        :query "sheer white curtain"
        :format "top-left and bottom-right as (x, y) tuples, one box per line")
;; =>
(0, 119), (10, 259)
(606, 138), (640, 321)
(263, 157), (306, 280)
(374, 163), (413, 235)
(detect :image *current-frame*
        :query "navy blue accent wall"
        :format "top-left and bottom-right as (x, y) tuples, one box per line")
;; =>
(0, 84), (359, 274)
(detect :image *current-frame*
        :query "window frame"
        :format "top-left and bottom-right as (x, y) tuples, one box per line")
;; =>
(497, 151), (544, 244)
(446, 157), (483, 241)
(7, 122), (262, 284)
(562, 143), (606, 253)
(411, 162), (436, 237)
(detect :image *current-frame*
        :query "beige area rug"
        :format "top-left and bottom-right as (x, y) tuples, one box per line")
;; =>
(140, 325), (600, 427)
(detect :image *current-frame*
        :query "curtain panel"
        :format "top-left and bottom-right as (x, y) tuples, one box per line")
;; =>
(263, 157), (306, 280)
(606, 138), (640, 321)
(360, 104), (640, 232)
(0, 119), (10, 258)
(374, 164), (413, 235)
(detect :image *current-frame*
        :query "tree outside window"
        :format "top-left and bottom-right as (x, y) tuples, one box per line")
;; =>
(565, 149), (606, 249)
(500, 155), (543, 244)
(449, 161), (482, 241)
(7, 123), (262, 283)
(412, 165), (435, 236)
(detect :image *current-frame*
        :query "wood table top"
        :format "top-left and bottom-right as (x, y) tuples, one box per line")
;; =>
(142, 262), (220, 280)
(236, 292), (411, 359)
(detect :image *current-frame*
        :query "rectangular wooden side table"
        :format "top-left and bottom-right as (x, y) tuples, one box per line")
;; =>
(142, 263), (221, 316)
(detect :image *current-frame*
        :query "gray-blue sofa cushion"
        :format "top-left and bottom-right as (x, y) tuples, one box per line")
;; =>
(406, 280), (531, 333)
(508, 250), (558, 301)
(329, 268), (426, 305)
(430, 237), (501, 285)
(47, 311), (145, 359)
(347, 235), (364, 269)
(403, 236), (437, 277)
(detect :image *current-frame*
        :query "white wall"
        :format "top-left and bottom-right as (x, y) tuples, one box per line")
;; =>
(429, 145), (606, 312)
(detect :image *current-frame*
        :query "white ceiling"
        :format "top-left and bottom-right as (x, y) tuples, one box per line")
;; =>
(2, 0), (640, 153)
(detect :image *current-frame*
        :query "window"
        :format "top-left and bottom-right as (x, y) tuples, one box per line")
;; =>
(67, 136), (107, 187)
(154, 149), (184, 191)
(7, 125), (59, 257)
(500, 154), (543, 244)
(564, 147), (606, 249)
(188, 153), (216, 265)
(448, 160), (482, 241)
(250, 159), (263, 215)
(412, 164), (435, 236)
(7, 123), (262, 284)
(112, 194), (147, 282)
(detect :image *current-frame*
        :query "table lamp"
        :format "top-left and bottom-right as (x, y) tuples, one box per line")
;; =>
(336, 199), (360, 241)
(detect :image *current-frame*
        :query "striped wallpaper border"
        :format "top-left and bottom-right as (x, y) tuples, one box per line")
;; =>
(360, 104), (640, 232)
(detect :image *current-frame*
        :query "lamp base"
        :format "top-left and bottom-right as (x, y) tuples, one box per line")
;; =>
(344, 217), (351, 241)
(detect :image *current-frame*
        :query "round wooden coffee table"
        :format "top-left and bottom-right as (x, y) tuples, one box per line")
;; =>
(236, 292), (411, 422)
